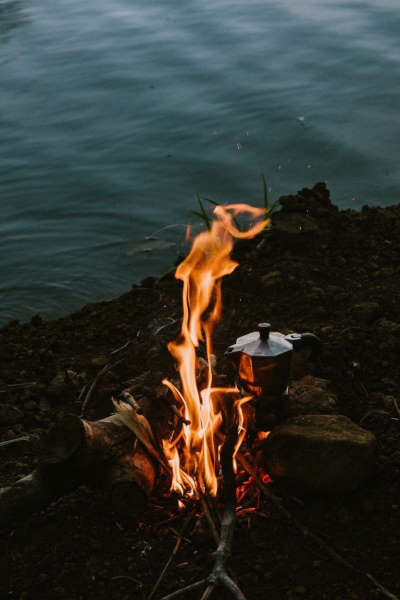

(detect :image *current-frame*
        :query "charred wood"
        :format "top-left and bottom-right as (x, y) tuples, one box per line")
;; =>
(0, 413), (156, 526)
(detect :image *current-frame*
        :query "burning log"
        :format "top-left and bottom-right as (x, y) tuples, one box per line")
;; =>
(0, 413), (156, 526)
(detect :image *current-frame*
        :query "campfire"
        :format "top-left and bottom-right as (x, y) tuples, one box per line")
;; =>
(114, 203), (270, 598)
(148, 202), (268, 498)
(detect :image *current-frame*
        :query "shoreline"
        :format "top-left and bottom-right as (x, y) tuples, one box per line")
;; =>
(2, 185), (400, 330)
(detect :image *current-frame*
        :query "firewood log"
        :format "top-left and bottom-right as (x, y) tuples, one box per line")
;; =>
(0, 413), (157, 527)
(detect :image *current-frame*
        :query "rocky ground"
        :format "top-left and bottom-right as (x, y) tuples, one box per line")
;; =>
(1, 183), (399, 600)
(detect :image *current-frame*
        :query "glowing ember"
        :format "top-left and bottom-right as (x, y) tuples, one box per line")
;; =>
(162, 204), (270, 497)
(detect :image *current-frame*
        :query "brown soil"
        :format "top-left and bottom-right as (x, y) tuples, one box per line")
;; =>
(1, 183), (399, 600)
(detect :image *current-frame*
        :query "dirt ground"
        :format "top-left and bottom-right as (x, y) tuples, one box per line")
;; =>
(1, 183), (399, 600)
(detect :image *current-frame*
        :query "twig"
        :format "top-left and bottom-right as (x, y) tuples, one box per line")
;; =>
(154, 318), (179, 336)
(237, 453), (399, 600)
(199, 493), (219, 546)
(77, 383), (87, 403)
(200, 412), (247, 600)
(161, 395), (190, 426)
(80, 359), (123, 417)
(359, 410), (391, 425)
(200, 585), (215, 600)
(0, 436), (30, 448)
(366, 574), (400, 600)
(0, 382), (37, 393)
(160, 385), (191, 426)
(393, 397), (400, 419)
(159, 578), (207, 600)
(110, 339), (132, 356)
(120, 390), (144, 414)
(147, 509), (195, 600)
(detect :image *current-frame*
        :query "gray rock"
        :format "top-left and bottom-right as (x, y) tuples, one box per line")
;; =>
(261, 414), (376, 493)
(0, 403), (23, 425)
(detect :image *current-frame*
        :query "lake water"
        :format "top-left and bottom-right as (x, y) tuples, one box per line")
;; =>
(1, 0), (399, 324)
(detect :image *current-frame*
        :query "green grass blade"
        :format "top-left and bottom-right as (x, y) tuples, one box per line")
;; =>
(233, 216), (242, 231)
(202, 196), (219, 207)
(268, 200), (280, 214)
(261, 172), (269, 210)
(194, 194), (212, 230)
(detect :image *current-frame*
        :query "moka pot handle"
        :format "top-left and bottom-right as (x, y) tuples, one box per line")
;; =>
(284, 332), (321, 361)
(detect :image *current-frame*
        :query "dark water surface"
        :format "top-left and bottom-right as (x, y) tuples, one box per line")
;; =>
(1, 0), (399, 323)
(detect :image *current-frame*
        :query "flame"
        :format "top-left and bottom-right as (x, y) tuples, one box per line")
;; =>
(163, 204), (270, 497)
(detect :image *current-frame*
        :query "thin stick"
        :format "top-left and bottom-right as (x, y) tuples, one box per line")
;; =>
(200, 410), (247, 600)
(154, 318), (179, 336)
(237, 453), (399, 600)
(159, 578), (207, 600)
(200, 584), (215, 600)
(200, 493), (219, 546)
(0, 436), (30, 448)
(393, 397), (400, 419)
(366, 573), (400, 600)
(0, 382), (37, 393)
(80, 359), (123, 417)
(360, 410), (391, 425)
(163, 397), (190, 426)
(110, 339), (132, 356)
(120, 390), (144, 414)
(147, 509), (195, 600)
(160, 387), (191, 426)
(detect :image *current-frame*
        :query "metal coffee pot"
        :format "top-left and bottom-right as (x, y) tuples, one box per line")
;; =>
(226, 322), (321, 397)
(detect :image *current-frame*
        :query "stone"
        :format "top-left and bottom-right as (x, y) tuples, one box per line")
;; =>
(0, 403), (23, 425)
(287, 376), (337, 417)
(261, 414), (376, 493)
